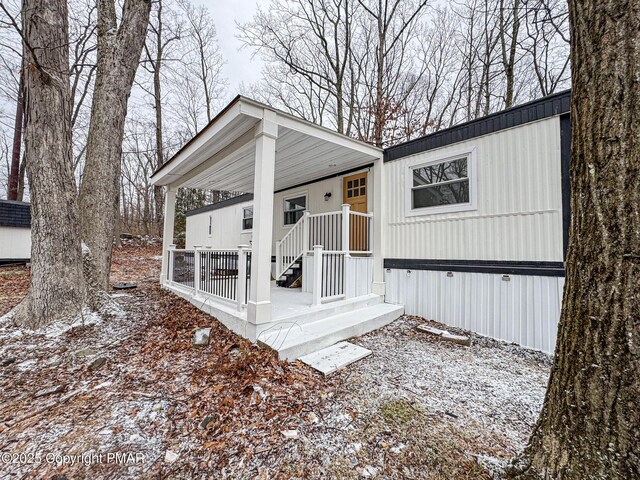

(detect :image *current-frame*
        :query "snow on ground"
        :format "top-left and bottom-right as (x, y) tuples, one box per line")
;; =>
(294, 316), (551, 478)
(0, 247), (551, 478)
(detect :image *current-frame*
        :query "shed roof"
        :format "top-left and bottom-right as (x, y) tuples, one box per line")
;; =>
(0, 200), (31, 228)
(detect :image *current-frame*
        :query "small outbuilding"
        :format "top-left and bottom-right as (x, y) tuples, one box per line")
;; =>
(0, 199), (31, 265)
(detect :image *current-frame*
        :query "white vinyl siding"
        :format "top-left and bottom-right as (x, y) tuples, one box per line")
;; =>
(0, 226), (31, 260)
(385, 116), (564, 262)
(385, 268), (564, 354)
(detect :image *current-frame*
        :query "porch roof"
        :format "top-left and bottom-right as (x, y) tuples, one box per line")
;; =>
(150, 95), (382, 192)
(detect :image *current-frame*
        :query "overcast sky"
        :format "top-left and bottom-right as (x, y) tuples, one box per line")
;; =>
(200, 0), (266, 95)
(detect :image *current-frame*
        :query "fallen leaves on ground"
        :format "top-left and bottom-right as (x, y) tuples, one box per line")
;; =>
(0, 244), (550, 478)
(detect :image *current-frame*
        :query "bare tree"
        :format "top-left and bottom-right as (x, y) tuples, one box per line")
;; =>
(356, 0), (428, 146)
(178, 0), (226, 123)
(14, 0), (86, 327)
(239, 0), (357, 135)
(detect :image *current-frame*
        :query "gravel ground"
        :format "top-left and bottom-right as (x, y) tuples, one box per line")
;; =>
(296, 316), (552, 479)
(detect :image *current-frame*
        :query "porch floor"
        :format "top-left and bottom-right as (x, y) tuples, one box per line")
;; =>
(165, 280), (403, 359)
(270, 283), (314, 321)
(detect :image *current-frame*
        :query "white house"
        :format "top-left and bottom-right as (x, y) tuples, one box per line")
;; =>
(0, 199), (31, 265)
(151, 91), (571, 358)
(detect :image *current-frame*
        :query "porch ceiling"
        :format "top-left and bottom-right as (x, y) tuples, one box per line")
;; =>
(150, 96), (382, 192)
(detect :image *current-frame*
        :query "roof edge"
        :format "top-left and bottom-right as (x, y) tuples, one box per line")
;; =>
(184, 193), (254, 217)
(384, 89), (571, 162)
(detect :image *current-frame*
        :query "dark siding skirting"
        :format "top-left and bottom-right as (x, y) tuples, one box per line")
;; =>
(384, 90), (571, 162)
(0, 258), (30, 266)
(384, 258), (565, 277)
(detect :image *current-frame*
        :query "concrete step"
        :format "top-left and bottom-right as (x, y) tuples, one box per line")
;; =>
(298, 341), (372, 375)
(273, 293), (385, 326)
(257, 303), (404, 360)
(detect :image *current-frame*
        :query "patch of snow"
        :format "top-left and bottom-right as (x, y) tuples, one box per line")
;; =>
(15, 359), (37, 371)
(110, 293), (132, 299)
(42, 308), (103, 338)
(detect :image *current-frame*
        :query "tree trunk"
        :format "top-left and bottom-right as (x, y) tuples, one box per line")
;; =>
(16, 154), (26, 201)
(8, 64), (24, 201)
(16, 0), (85, 328)
(152, 1), (164, 234)
(512, 0), (640, 478)
(79, 0), (151, 289)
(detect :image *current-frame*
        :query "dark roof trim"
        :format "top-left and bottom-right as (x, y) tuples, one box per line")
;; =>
(384, 258), (565, 277)
(152, 95), (242, 178)
(185, 193), (253, 217)
(384, 90), (571, 162)
(0, 199), (31, 228)
(274, 163), (373, 194)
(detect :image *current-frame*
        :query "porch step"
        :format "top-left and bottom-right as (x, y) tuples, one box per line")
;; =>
(257, 303), (404, 361)
(276, 258), (303, 288)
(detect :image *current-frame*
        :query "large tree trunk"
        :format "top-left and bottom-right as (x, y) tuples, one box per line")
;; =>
(7, 63), (24, 201)
(513, 0), (640, 478)
(79, 0), (151, 289)
(16, 0), (85, 328)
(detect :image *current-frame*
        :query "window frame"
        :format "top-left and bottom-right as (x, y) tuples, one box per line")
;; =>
(282, 192), (308, 227)
(208, 214), (213, 237)
(405, 148), (477, 217)
(241, 206), (253, 232)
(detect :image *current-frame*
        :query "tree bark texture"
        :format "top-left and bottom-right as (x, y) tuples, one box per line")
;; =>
(8, 64), (24, 201)
(79, 0), (151, 289)
(17, 0), (85, 328)
(514, 1), (639, 478)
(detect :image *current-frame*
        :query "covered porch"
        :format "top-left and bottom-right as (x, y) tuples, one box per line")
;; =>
(150, 96), (394, 349)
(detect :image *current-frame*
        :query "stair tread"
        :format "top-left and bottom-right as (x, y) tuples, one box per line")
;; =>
(259, 303), (403, 351)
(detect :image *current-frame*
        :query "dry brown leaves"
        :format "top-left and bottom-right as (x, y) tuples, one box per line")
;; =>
(0, 245), (329, 479)
(0, 264), (29, 316)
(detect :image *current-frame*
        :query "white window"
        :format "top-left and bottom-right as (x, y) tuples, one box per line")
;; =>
(405, 149), (477, 216)
(242, 206), (253, 231)
(283, 194), (307, 225)
(208, 215), (213, 236)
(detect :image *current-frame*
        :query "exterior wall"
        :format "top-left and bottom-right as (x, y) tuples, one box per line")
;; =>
(271, 168), (372, 253)
(0, 226), (31, 260)
(385, 268), (564, 354)
(185, 167), (373, 255)
(384, 116), (564, 262)
(185, 199), (253, 249)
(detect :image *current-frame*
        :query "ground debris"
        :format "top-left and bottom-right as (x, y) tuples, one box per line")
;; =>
(0, 245), (550, 479)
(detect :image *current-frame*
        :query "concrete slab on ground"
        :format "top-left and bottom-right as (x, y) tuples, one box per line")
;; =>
(298, 341), (372, 375)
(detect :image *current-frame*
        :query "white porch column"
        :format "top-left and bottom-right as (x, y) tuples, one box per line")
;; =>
(341, 203), (351, 256)
(160, 185), (177, 286)
(247, 110), (278, 324)
(371, 157), (386, 296)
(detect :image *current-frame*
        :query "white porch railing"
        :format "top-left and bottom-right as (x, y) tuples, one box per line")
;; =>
(275, 204), (373, 305)
(275, 211), (308, 278)
(276, 205), (373, 278)
(168, 245), (252, 311)
(312, 246), (346, 305)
